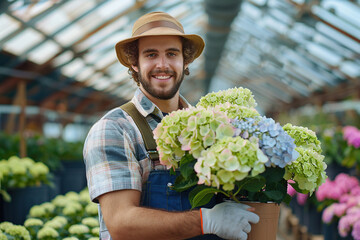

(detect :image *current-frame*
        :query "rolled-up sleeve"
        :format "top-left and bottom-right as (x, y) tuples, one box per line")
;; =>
(83, 117), (142, 203)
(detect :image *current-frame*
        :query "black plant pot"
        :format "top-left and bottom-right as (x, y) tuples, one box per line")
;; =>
(1, 185), (49, 224)
(59, 160), (87, 194)
(48, 172), (61, 200)
(323, 222), (352, 240)
(304, 203), (322, 235)
(326, 162), (354, 180)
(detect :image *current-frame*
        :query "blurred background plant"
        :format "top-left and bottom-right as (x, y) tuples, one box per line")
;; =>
(0, 221), (31, 240)
(1, 188), (99, 240)
(0, 132), (84, 172)
(0, 156), (53, 202)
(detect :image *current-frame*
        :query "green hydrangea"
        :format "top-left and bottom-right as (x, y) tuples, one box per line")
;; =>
(44, 220), (63, 230)
(89, 238), (98, 240)
(24, 218), (44, 239)
(0, 231), (7, 240)
(4, 225), (31, 240)
(68, 224), (89, 235)
(29, 162), (49, 177)
(79, 189), (91, 204)
(40, 202), (55, 214)
(85, 203), (98, 216)
(81, 217), (99, 228)
(24, 218), (44, 227)
(283, 123), (322, 154)
(154, 107), (234, 169)
(0, 222), (13, 231)
(8, 160), (27, 175)
(37, 226), (59, 239)
(52, 195), (68, 207)
(21, 157), (35, 168)
(63, 237), (79, 240)
(214, 103), (259, 120)
(0, 160), (10, 177)
(196, 87), (257, 109)
(195, 136), (268, 191)
(65, 191), (80, 201)
(285, 147), (327, 194)
(52, 216), (68, 226)
(29, 205), (47, 218)
(62, 202), (83, 216)
(91, 227), (99, 237)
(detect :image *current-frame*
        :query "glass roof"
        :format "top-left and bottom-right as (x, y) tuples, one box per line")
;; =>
(0, 0), (359, 115)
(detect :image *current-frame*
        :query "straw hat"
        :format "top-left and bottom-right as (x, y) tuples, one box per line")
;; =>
(115, 11), (205, 68)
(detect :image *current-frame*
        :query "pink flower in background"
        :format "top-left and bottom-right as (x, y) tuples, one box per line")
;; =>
(339, 215), (352, 237)
(320, 173), (360, 238)
(329, 186), (343, 200)
(334, 203), (347, 217)
(351, 186), (360, 196)
(297, 193), (308, 206)
(347, 206), (360, 215)
(343, 126), (360, 148)
(346, 196), (360, 209)
(352, 220), (360, 240)
(335, 173), (359, 193)
(343, 126), (359, 140)
(340, 194), (351, 203)
(323, 204), (335, 223)
(316, 178), (334, 201)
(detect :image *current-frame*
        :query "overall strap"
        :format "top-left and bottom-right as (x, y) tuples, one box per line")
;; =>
(120, 102), (159, 161)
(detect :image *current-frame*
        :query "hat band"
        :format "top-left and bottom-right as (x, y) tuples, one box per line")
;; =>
(133, 20), (184, 36)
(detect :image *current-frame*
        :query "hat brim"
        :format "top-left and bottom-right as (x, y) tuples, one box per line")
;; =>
(115, 28), (205, 68)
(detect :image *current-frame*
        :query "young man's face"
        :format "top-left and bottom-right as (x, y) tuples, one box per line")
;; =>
(132, 35), (187, 100)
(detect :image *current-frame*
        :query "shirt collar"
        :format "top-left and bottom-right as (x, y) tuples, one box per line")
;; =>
(131, 88), (191, 118)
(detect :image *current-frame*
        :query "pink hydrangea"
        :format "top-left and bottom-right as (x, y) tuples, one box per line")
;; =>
(334, 203), (348, 217)
(335, 173), (359, 193)
(352, 220), (360, 240)
(343, 126), (360, 148)
(323, 204), (335, 223)
(339, 215), (352, 237)
(317, 174), (360, 202)
(351, 186), (360, 196)
(316, 178), (334, 201)
(343, 126), (359, 140)
(340, 194), (351, 203)
(346, 196), (360, 209)
(297, 193), (308, 206)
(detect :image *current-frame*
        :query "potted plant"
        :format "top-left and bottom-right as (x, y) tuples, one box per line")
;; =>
(316, 173), (360, 239)
(0, 156), (53, 224)
(153, 87), (327, 239)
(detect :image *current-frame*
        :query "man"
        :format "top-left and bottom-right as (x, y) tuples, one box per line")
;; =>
(83, 12), (259, 240)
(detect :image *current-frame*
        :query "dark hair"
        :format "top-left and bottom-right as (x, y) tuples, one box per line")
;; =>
(122, 37), (196, 85)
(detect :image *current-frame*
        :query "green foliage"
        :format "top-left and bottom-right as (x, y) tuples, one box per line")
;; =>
(0, 132), (84, 172)
(189, 186), (219, 209)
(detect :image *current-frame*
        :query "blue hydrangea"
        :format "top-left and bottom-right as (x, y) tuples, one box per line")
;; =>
(232, 116), (299, 168)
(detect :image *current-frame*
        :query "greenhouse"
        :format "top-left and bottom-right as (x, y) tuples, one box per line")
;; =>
(0, 0), (359, 239)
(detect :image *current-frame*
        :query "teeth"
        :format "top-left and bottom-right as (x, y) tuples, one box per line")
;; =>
(154, 76), (170, 80)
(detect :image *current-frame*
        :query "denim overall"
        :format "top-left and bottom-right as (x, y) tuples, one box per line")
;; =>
(141, 170), (224, 240)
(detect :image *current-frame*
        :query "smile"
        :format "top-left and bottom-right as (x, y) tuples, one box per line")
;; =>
(152, 75), (172, 80)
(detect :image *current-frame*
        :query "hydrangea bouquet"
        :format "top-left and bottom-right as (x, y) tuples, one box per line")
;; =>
(153, 87), (327, 208)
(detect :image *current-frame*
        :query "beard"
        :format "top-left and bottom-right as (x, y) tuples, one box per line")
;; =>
(138, 68), (185, 100)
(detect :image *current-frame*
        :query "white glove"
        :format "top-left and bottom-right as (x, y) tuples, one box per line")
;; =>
(200, 202), (259, 240)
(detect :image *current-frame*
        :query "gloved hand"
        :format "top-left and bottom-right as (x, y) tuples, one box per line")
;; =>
(200, 202), (259, 240)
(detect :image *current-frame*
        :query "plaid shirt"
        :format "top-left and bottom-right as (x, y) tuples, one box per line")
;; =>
(83, 88), (189, 239)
